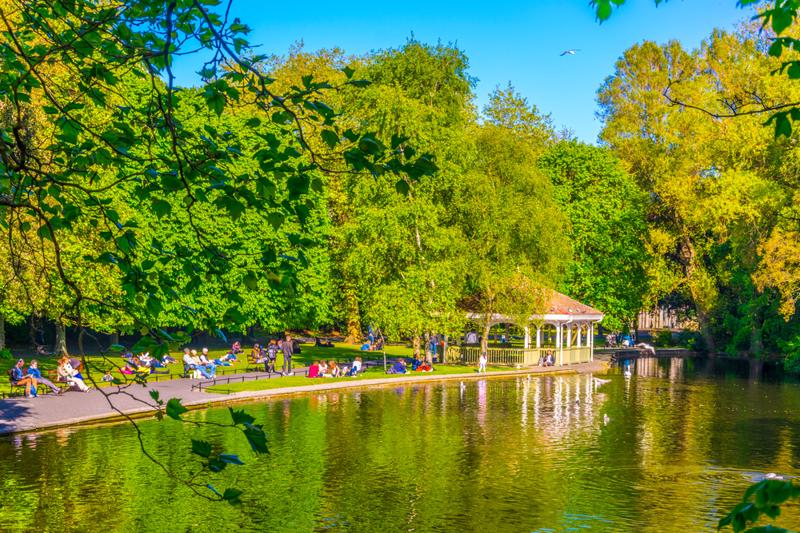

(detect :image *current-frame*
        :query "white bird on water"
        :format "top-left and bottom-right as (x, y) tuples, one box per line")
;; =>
(560, 49), (580, 56)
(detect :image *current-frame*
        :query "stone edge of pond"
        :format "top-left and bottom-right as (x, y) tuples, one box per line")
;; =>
(1, 360), (609, 436)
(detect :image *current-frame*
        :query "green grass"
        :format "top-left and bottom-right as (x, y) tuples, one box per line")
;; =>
(0, 342), (426, 390)
(204, 364), (508, 394)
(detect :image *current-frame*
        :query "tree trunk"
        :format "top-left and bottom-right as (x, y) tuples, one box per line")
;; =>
(424, 332), (432, 364)
(29, 315), (38, 347)
(679, 237), (716, 355)
(0, 313), (5, 351)
(343, 288), (361, 344)
(750, 322), (764, 357)
(481, 321), (491, 353)
(412, 334), (421, 355)
(55, 321), (69, 356)
(78, 328), (85, 356)
(110, 330), (120, 348)
(696, 307), (716, 355)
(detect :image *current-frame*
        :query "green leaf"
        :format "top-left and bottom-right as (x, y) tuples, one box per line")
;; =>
(242, 271), (258, 291)
(267, 212), (283, 230)
(151, 199), (171, 219)
(191, 439), (212, 458)
(222, 488), (243, 505)
(320, 129), (339, 149)
(242, 423), (269, 454)
(229, 407), (255, 426)
(395, 179), (410, 195)
(772, 9), (793, 35)
(204, 87), (226, 116)
(596, 0), (613, 22)
(166, 398), (188, 421)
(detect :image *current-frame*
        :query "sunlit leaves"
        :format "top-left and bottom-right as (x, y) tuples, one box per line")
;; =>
(165, 398), (188, 420)
(719, 479), (800, 532)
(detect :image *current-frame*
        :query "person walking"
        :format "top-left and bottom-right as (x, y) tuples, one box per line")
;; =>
(281, 334), (293, 376)
(266, 339), (278, 374)
(478, 351), (488, 373)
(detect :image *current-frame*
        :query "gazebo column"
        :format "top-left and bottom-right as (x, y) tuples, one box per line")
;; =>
(577, 323), (582, 347)
(589, 322), (594, 360)
(536, 326), (541, 348)
(566, 323), (572, 348)
(524, 326), (530, 349)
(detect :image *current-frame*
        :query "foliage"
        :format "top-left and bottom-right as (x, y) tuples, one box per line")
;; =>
(0, 0), (436, 502)
(538, 141), (649, 331)
(718, 479), (800, 532)
(458, 123), (568, 348)
(653, 329), (673, 347)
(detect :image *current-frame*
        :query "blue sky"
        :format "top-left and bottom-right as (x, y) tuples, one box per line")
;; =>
(173, 1), (754, 143)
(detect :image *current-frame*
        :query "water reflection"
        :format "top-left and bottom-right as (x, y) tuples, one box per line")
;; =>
(1, 363), (799, 532)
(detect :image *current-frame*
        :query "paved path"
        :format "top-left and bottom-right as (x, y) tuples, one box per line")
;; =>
(0, 361), (607, 435)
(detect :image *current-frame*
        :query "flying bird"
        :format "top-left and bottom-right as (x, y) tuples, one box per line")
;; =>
(560, 49), (580, 56)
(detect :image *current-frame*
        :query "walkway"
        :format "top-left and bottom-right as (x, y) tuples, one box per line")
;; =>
(0, 361), (607, 435)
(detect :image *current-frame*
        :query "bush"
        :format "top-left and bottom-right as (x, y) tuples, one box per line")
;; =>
(0, 347), (12, 360)
(778, 335), (800, 373)
(677, 329), (703, 351)
(653, 330), (673, 347)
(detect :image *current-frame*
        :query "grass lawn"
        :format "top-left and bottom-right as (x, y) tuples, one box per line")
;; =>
(0, 342), (442, 390)
(204, 364), (508, 394)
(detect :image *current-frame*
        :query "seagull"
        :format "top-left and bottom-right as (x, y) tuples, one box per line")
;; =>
(560, 49), (580, 56)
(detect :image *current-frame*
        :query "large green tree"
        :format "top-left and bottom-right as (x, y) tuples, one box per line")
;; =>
(538, 141), (649, 331)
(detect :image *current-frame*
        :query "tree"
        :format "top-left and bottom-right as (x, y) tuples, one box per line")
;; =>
(458, 124), (568, 351)
(538, 141), (649, 331)
(0, 0), (435, 501)
(598, 27), (793, 354)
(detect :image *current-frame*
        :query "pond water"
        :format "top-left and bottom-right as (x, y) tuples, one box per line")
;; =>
(2, 357), (800, 532)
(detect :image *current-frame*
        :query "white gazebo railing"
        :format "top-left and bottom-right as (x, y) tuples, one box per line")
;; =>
(447, 345), (592, 366)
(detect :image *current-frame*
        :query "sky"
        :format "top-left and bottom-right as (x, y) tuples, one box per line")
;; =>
(172, 0), (755, 143)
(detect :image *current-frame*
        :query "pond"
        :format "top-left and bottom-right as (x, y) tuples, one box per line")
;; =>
(2, 357), (800, 532)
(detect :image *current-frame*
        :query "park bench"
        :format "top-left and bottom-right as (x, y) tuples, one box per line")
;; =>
(5, 368), (66, 398)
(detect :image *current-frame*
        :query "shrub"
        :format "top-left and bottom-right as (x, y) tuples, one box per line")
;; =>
(653, 330), (673, 347)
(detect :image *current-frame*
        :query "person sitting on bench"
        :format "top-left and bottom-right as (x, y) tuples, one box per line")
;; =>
(26, 359), (61, 394)
(10, 359), (38, 398)
(57, 356), (89, 392)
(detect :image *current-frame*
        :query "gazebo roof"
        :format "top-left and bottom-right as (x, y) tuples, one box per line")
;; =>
(464, 289), (604, 324)
(547, 291), (603, 317)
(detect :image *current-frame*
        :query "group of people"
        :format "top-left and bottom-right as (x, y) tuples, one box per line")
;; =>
(249, 335), (297, 375)
(182, 347), (238, 379)
(307, 356), (363, 378)
(387, 353), (434, 374)
(8, 356), (91, 398)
